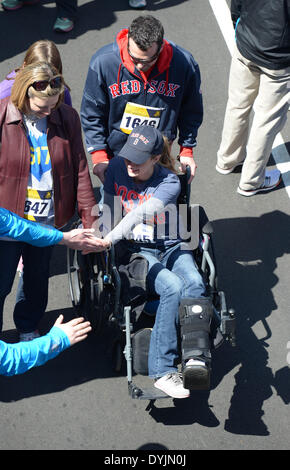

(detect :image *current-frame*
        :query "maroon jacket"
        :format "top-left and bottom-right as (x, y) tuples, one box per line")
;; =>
(0, 97), (97, 228)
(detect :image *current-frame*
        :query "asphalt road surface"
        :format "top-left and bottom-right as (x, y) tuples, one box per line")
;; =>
(0, 0), (289, 452)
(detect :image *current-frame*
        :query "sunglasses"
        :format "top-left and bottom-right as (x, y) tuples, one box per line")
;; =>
(30, 76), (63, 92)
(127, 47), (160, 66)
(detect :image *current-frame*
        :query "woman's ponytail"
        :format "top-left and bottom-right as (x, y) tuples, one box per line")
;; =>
(157, 136), (177, 173)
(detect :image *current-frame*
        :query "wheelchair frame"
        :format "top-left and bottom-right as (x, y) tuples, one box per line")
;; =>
(67, 168), (236, 401)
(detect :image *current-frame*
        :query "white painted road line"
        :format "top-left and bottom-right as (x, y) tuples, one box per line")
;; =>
(272, 134), (290, 198)
(209, 0), (290, 198)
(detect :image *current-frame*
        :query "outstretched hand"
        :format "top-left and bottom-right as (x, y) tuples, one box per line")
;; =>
(53, 315), (92, 345)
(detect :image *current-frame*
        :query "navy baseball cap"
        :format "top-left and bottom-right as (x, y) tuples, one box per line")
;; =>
(119, 125), (164, 164)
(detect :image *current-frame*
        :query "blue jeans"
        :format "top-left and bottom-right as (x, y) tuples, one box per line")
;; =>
(137, 242), (206, 378)
(0, 241), (53, 333)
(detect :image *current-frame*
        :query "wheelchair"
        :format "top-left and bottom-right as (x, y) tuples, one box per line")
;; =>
(67, 167), (236, 401)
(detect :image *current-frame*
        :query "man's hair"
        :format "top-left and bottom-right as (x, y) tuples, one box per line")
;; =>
(128, 15), (164, 51)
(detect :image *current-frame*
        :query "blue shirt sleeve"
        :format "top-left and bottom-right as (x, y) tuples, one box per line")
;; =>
(0, 327), (71, 376)
(0, 208), (63, 247)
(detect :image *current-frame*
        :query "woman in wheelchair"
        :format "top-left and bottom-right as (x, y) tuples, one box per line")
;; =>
(95, 125), (213, 399)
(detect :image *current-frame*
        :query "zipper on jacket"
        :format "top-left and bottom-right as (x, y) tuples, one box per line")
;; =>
(18, 121), (31, 215)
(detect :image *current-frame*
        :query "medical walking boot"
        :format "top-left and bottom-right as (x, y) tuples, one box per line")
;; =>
(179, 297), (213, 390)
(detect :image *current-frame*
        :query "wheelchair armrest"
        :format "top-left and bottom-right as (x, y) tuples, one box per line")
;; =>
(202, 221), (214, 235)
(198, 205), (213, 235)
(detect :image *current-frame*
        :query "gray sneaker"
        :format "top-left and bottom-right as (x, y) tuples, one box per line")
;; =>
(53, 17), (74, 33)
(129, 0), (146, 8)
(237, 169), (281, 196)
(154, 372), (190, 399)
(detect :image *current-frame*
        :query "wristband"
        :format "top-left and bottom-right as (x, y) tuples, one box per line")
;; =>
(179, 146), (193, 158)
(91, 149), (109, 165)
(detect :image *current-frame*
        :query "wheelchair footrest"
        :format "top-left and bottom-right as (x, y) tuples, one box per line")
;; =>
(128, 382), (169, 400)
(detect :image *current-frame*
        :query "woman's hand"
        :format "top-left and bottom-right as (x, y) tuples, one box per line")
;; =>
(53, 315), (92, 345)
(60, 228), (107, 253)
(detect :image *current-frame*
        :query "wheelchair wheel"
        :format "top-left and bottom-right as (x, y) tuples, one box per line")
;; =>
(112, 338), (125, 373)
(199, 233), (218, 294)
(67, 248), (104, 332)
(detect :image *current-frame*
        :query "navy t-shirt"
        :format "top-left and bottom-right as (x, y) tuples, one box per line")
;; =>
(103, 157), (182, 245)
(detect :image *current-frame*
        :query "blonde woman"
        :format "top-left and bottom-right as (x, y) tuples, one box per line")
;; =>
(0, 40), (72, 276)
(0, 62), (97, 341)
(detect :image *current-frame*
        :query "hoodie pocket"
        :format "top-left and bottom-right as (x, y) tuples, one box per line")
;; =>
(107, 129), (127, 156)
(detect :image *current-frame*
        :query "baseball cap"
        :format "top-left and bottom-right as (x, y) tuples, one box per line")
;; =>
(119, 125), (164, 164)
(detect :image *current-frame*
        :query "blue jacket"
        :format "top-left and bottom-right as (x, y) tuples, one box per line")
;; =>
(0, 208), (70, 376)
(0, 207), (63, 247)
(81, 29), (203, 157)
(0, 326), (70, 376)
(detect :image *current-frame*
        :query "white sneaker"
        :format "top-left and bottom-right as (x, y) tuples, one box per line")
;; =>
(237, 169), (281, 196)
(154, 372), (190, 399)
(19, 330), (40, 342)
(216, 161), (244, 175)
(129, 0), (146, 8)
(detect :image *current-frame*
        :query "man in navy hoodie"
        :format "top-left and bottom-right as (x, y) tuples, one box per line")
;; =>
(81, 15), (203, 184)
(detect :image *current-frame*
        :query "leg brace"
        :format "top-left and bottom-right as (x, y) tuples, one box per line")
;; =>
(179, 297), (213, 389)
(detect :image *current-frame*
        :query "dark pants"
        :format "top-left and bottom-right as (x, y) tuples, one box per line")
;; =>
(56, 0), (78, 20)
(0, 241), (53, 333)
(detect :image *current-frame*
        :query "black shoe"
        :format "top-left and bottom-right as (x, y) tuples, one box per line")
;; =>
(183, 359), (210, 390)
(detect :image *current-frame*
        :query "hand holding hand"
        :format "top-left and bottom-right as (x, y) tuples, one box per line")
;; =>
(81, 236), (111, 255)
(61, 228), (107, 253)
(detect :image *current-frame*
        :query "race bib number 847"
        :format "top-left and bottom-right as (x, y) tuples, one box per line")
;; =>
(24, 188), (52, 222)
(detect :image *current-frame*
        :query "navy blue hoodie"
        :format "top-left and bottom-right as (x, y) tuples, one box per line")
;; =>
(81, 29), (203, 162)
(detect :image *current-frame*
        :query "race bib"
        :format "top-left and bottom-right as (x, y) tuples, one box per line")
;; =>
(131, 223), (154, 242)
(24, 188), (53, 222)
(120, 102), (164, 134)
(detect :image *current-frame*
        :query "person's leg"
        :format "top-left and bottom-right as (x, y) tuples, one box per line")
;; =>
(238, 65), (290, 191)
(217, 46), (260, 171)
(53, 0), (77, 32)
(141, 244), (209, 397)
(140, 248), (182, 379)
(144, 244), (205, 376)
(13, 244), (53, 334)
(0, 241), (23, 331)
(55, 0), (77, 20)
(164, 244), (213, 389)
(164, 244), (205, 299)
